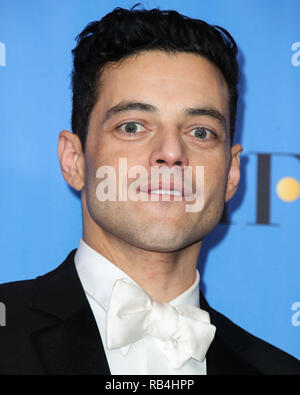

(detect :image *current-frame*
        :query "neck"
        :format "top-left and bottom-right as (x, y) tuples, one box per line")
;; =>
(82, 219), (201, 304)
(81, 187), (202, 302)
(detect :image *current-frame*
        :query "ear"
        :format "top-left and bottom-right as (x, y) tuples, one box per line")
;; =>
(57, 130), (85, 191)
(225, 143), (243, 202)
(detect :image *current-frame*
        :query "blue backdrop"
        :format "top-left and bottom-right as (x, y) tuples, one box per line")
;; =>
(0, 0), (299, 360)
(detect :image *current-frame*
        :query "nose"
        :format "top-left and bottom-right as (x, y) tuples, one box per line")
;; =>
(149, 128), (188, 169)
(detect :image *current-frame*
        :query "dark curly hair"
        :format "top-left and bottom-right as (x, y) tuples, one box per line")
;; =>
(71, 4), (239, 150)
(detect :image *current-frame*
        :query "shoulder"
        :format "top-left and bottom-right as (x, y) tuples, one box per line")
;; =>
(0, 249), (77, 327)
(209, 303), (300, 375)
(0, 278), (36, 321)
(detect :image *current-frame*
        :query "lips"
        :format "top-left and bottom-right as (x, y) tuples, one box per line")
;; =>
(138, 180), (193, 199)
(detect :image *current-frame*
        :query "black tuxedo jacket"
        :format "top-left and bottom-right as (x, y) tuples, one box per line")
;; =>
(0, 250), (299, 375)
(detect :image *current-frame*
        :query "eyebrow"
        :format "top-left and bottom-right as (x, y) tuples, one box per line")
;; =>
(103, 100), (227, 130)
(183, 106), (227, 130)
(103, 101), (157, 123)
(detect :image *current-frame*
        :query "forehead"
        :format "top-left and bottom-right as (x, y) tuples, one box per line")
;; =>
(97, 50), (229, 119)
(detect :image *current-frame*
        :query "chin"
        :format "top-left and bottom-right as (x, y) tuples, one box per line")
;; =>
(124, 224), (199, 253)
(132, 239), (187, 253)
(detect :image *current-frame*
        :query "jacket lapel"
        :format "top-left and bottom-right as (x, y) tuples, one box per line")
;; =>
(29, 250), (110, 375)
(200, 291), (261, 375)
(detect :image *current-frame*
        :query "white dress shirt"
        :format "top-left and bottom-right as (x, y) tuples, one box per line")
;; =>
(74, 238), (207, 375)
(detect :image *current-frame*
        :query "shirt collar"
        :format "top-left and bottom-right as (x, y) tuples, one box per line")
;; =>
(170, 270), (200, 308)
(74, 238), (132, 310)
(75, 238), (200, 310)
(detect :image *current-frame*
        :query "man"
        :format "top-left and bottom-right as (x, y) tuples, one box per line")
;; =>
(0, 6), (299, 375)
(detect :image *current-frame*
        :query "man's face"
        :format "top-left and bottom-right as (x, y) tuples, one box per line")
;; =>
(82, 50), (240, 252)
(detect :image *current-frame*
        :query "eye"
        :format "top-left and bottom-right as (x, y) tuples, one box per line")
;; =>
(118, 122), (145, 134)
(188, 126), (215, 140)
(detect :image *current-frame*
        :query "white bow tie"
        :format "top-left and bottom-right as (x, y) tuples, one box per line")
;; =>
(106, 278), (216, 369)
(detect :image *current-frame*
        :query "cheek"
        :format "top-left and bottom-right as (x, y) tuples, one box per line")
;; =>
(86, 138), (118, 172)
(202, 153), (229, 199)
